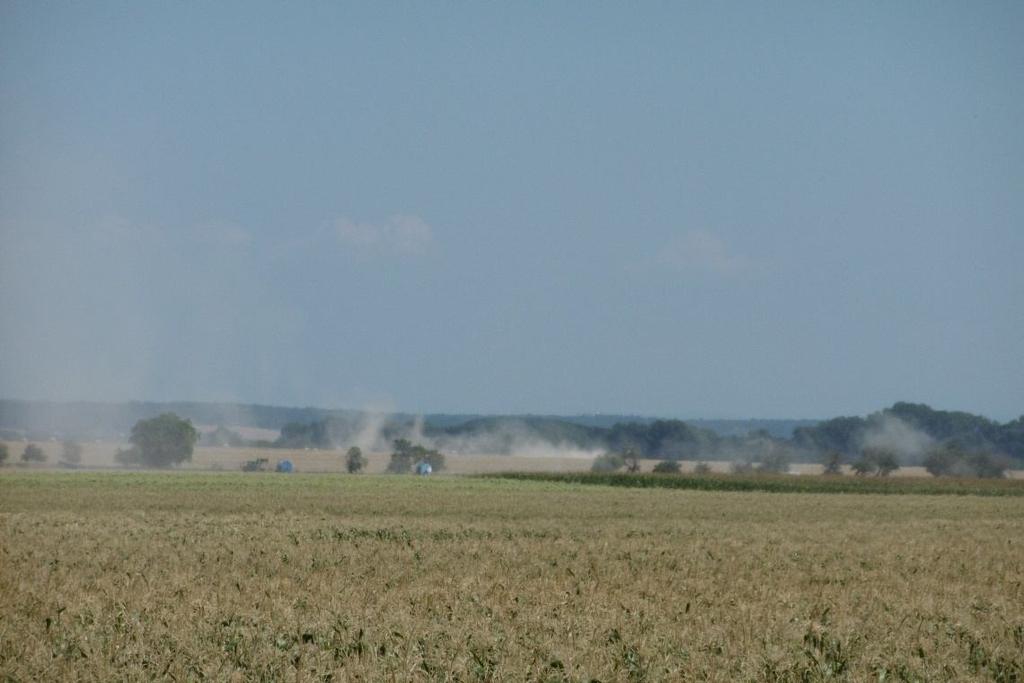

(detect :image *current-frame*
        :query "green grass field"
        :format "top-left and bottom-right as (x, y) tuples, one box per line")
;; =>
(483, 471), (1024, 497)
(2, 472), (1022, 680)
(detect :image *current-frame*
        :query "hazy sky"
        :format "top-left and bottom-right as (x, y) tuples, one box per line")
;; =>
(1, 2), (1021, 420)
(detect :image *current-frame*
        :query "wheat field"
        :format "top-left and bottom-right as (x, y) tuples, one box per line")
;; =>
(1, 472), (1022, 681)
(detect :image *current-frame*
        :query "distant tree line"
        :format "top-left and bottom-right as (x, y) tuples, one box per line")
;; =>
(5, 401), (1019, 475)
(254, 402), (1024, 471)
(792, 402), (1023, 460)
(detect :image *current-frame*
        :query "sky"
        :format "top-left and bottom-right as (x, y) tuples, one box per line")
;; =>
(1, 2), (1022, 420)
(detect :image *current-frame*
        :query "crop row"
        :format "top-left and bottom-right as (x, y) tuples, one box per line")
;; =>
(481, 471), (1024, 496)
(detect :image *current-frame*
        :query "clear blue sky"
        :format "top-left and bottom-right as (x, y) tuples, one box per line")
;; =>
(1, 2), (1021, 420)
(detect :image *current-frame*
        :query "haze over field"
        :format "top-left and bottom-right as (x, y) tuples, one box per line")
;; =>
(1, 2), (1022, 420)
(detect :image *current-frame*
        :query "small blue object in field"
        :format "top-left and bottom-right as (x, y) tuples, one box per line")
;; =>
(276, 460), (294, 473)
(415, 461), (433, 476)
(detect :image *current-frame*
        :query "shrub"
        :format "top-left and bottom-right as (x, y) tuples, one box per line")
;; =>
(731, 460), (754, 475)
(926, 445), (1010, 479)
(968, 452), (1010, 479)
(852, 448), (900, 476)
(0, 443), (8, 465)
(61, 440), (83, 465)
(694, 461), (712, 475)
(923, 446), (960, 477)
(21, 443), (46, 463)
(387, 451), (413, 473)
(591, 452), (626, 473)
(623, 449), (641, 473)
(387, 439), (445, 474)
(346, 446), (367, 473)
(821, 451), (843, 475)
(866, 448), (899, 476)
(421, 447), (445, 472)
(850, 458), (873, 476)
(757, 452), (791, 474)
(652, 460), (681, 474)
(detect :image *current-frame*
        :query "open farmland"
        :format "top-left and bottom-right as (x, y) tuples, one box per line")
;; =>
(6, 441), (1023, 479)
(2, 473), (1023, 681)
(1, 441), (598, 475)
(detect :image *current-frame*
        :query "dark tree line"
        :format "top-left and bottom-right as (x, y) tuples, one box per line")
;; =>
(261, 402), (1023, 469)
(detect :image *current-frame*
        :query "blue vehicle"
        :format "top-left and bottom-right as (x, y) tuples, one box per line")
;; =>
(276, 459), (294, 473)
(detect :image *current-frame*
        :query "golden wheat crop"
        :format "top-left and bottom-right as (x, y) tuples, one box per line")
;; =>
(1, 472), (1022, 681)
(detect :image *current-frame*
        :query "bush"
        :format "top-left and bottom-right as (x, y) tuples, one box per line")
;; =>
(387, 439), (444, 474)
(387, 449), (413, 473)
(852, 448), (899, 476)
(346, 446), (367, 473)
(923, 446), (960, 477)
(652, 460), (681, 474)
(757, 452), (791, 474)
(61, 440), (83, 465)
(731, 460), (755, 475)
(925, 445), (1009, 479)
(422, 448), (445, 472)
(591, 452), (626, 473)
(21, 443), (46, 463)
(968, 452), (1010, 479)
(0, 443), (8, 465)
(623, 449), (641, 473)
(694, 461), (712, 475)
(867, 448), (899, 476)
(850, 458), (872, 476)
(821, 451), (843, 475)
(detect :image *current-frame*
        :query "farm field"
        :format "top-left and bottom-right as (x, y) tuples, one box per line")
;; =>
(2, 441), (596, 475)
(2, 473), (1023, 681)
(5, 440), (1023, 478)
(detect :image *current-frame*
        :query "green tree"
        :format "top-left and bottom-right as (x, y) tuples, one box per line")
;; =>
(346, 446), (367, 474)
(21, 443), (46, 463)
(117, 413), (199, 468)
(0, 443), (8, 465)
(61, 439), (83, 465)
(652, 460), (681, 474)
